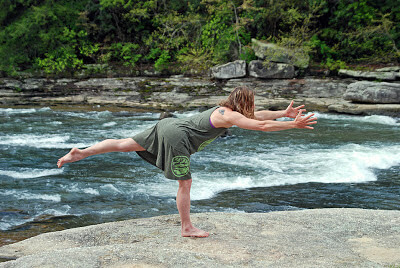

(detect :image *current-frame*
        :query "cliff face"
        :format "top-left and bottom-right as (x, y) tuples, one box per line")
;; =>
(1, 209), (400, 267)
(1, 76), (400, 116)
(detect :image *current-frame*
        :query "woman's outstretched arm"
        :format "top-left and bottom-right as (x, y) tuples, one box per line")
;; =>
(254, 101), (305, 120)
(223, 109), (317, 132)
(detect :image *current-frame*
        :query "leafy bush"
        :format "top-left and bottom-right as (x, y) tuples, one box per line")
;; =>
(322, 59), (347, 71)
(109, 42), (142, 67)
(36, 28), (99, 74)
(177, 46), (213, 73)
(239, 46), (257, 63)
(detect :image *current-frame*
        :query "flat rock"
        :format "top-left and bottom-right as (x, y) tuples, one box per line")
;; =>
(1, 209), (400, 267)
(344, 81), (400, 104)
(248, 60), (295, 79)
(210, 60), (247, 79)
(328, 101), (400, 116)
(338, 69), (397, 81)
(376, 66), (400, 72)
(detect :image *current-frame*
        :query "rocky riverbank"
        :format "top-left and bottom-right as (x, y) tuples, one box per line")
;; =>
(0, 209), (399, 267)
(1, 75), (400, 116)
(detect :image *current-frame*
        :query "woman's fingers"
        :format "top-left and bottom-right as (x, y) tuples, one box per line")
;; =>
(304, 113), (315, 119)
(286, 100), (294, 111)
(299, 109), (307, 116)
(306, 117), (318, 122)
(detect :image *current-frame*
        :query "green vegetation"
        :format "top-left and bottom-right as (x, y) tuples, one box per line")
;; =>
(0, 0), (399, 76)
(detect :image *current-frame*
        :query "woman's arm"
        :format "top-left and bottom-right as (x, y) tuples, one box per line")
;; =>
(254, 101), (305, 120)
(224, 109), (317, 132)
(254, 110), (286, 121)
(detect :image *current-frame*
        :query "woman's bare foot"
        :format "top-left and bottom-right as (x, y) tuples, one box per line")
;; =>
(181, 226), (209, 238)
(57, 148), (85, 168)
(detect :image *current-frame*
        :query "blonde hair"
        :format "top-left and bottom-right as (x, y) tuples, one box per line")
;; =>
(219, 86), (255, 119)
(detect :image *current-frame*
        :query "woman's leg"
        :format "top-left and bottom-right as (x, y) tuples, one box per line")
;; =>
(57, 138), (145, 168)
(177, 179), (209, 237)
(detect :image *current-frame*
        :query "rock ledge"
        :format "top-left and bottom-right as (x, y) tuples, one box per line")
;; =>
(1, 209), (399, 267)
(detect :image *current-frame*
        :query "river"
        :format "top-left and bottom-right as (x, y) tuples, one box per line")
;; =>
(0, 106), (399, 245)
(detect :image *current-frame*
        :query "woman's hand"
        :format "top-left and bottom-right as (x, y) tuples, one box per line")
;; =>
(285, 101), (305, 118)
(294, 110), (317, 129)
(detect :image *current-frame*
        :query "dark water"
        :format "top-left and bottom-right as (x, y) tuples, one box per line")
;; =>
(0, 106), (399, 245)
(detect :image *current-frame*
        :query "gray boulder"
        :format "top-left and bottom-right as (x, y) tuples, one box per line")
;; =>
(338, 69), (397, 81)
(210, 60), (246, 79)
(248, 60), (295, 79)
(344, 81), (400, 104)
(251, 39), (309, 68)
(376, 66), (400, 72)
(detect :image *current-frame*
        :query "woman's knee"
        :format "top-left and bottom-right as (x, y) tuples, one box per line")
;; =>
(178, 178), (192, 189)
(117, 138), (141, 152)
(118, 138), (145, 152)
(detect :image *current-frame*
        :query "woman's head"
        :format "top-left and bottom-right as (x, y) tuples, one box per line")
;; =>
(219, 86), (255, 119)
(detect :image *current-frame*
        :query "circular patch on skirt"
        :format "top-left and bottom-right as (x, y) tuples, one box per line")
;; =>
(171, 156), (190, 177)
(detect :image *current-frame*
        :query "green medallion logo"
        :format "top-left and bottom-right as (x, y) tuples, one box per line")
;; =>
(198, 138), (216, 152)
(171, 156), (190, 177)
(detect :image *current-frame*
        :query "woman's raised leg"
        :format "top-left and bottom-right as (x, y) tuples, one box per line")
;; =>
(57, 138), (145, 168)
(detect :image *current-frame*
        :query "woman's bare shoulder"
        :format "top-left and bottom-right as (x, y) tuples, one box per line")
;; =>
(216, 106), (232, 111)
(211, 107), (244, 128)
(216, 106), (233, 115)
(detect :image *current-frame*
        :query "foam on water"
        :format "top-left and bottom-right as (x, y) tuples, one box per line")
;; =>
(61, 183), (100, 196)
(41, 205), (72, 217)
(113, 121), (158, 138)
(133, 143), (400, 200)
(82, 188), (100, 195)
(100, 184), (122, 193)
(0, 134), (92, 149)
(60, 110), (112, 119)
(0, 107), (51, 115)
(312, 112), (399, 126)
(0, 168), (63, 179)
(175, 110), (201, 118)
(191, 175), (257, 200)
(0, 190), (61, 202)
(127, 112), (159, 119)
(102, 121), (117, 127)
(0, 108), (37, 114)
(97, 209), (116, 215)
(49, 121), (63, 125)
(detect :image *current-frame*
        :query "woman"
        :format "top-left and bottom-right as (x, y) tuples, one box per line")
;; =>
(57, 86), (317, 238)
